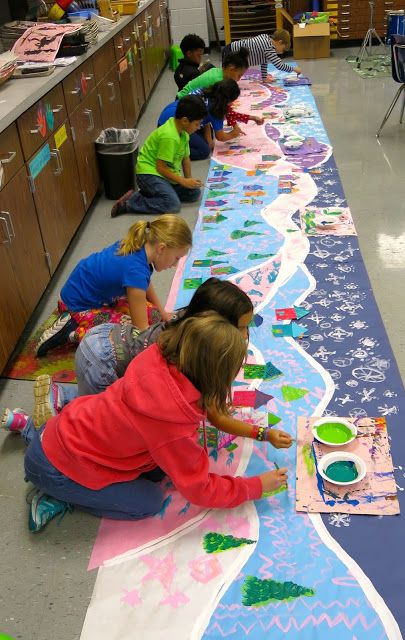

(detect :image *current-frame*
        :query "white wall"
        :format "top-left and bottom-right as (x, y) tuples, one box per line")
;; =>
(207, 0), (225, 44)
(168, 0), (209, 46)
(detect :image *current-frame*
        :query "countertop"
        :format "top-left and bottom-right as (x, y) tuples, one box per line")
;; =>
(0, 0), (155, 134)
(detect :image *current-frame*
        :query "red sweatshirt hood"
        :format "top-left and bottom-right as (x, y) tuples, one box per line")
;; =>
(121, 344), (205, 425)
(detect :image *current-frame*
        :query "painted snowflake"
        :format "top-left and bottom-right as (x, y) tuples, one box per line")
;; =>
(350, 320), (368, 330)
(328, 514), (351, 528)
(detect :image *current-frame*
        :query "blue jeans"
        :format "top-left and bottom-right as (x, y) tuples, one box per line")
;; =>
(75, 323), (117, 395)
(23, 425), (164, 520)
(189, 130), (210, 161)
(127, 174), (200, 214)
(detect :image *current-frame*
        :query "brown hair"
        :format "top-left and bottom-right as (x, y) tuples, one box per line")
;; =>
(158, 311), (247, 413)
(118, 214), (192, 256)
(272, 29), (291, 50)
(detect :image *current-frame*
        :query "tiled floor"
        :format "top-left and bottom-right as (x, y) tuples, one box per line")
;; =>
(1, 45), (404, 639)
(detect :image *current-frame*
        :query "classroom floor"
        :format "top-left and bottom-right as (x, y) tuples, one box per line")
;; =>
(1, 46), (404, 639)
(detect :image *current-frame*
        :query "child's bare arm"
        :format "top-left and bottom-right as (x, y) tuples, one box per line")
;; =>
(208, 405), (293, 448)
(126, 287), (149, 330)
(146, 283), (172, 323)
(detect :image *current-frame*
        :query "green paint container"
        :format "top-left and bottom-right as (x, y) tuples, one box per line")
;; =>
(312, 418), (356, 446)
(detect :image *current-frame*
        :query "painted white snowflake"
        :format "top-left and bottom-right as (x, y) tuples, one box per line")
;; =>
(329, 514), (351, 528)
(384, 390), (397, 398)
(378, 404), (398, 416)
(359, 337), (378, 349)
(350, 320), (368, 330)
(330, 313), (344, 322)
(346, 379), (358, 387)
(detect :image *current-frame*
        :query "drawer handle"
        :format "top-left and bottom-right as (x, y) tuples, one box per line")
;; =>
(29, 125), (42, 134)
(0, 215), (11, 244)
(52, 104), (64, 113)
(70, 88), (81, 95)
(107, 81), (116, 101)
(116, 44), (124, 49)
(84, 108), (94, 132)
(1, 210), (15, 238)
(85, 74), (94, 80)
(124, 37), (131, 43)
(51, 148), (63, 175)
(0, 151), (16, 164)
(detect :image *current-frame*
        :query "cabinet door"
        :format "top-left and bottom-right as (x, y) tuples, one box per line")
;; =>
(52, 121), (86, 241)
(0, 123), (24, 188)
(97, 66), (125, 129)
(0, 166), (49, 313)
(70, 89), (103, 208)
(0, 230), (26, 372)
(29, 141), (66, 273)
(118, 55), (137, 128)
(17, 83), (67, 161)
(63, 58), (96, 114)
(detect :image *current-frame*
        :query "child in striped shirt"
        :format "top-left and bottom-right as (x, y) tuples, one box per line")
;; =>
(226, 30), (302, 83)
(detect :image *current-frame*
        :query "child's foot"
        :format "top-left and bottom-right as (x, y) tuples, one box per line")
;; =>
(28, 490), (71, 533)
(111, 189), (135, 218)
(1, 408), (29, 433)
(36, 312), (77, 357)
(33, 374), (60, 429)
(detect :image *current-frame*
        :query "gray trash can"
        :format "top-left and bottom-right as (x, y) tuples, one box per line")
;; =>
(96, 128), (139, 200)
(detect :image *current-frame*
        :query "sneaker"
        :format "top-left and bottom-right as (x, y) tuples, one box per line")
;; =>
(36, 312), (77, 357)
(33, 374), (60, 429)
(111, 189), (134, 218)
(28, 490), (71, 533)
(1, 408), (29, 433)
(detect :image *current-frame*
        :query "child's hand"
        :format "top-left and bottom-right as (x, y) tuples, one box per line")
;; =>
(260, 468), (288, 494)
(232, 124), (246, 137)
(263, 74), (275, 83)
(266, 429), (293, 449)
(160, 309), (174, 322)
(182, 177), (202, 189)
(295, 66), (302, 76)
(252, 116), (264, 125)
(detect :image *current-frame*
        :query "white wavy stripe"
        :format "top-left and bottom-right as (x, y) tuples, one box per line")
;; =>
(309, 513), (403, 640)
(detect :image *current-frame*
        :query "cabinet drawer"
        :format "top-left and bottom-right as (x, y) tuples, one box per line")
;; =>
(0, 123), (24, 190)
(93, 41), (116, 83)
(63, 58), (96, 113)
(17, 83), (67, 161)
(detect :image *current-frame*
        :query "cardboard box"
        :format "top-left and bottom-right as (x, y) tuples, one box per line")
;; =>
(293, 23), (330, 59)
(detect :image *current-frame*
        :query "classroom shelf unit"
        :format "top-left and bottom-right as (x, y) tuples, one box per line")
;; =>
(223, 0), (277, 44)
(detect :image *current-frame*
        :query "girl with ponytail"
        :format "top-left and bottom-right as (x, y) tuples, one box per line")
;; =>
(36, 215), (192, 356)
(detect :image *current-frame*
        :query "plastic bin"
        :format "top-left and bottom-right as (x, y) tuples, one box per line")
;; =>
(96, 128), (139, 200)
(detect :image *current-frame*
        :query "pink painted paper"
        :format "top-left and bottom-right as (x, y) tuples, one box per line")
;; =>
(12, 23), (81, 63)
(295, 416), (400, 515)
(88, 417), (247, 569)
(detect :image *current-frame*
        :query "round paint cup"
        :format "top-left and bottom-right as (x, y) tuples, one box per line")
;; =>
(312, 417), (357, 447)
(317, 451), (366, 486)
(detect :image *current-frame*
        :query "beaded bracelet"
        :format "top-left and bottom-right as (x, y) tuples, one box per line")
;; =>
(251, 425), (259, 440)
(256, 426), (265, 441)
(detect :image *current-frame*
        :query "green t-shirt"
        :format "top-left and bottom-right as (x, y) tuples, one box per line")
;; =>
(136, 117), (190, 181)
(177, 67), (224, 98)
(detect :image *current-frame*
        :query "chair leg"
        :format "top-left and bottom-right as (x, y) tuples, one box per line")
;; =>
(400, 86), (405, 124)
(376, 85), (405, 137)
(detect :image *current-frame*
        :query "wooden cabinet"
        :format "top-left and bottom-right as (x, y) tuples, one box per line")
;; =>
(0, 123), (24, 187)
(118, 54), (138, 128)
(70, 89), (103, 209)
(97, 65), (125, 129)
(63, 58), (96, 113)
(17, 83), (67, 161)
(93, 40), (116, 83)
(322, 0), (404, 40)
(28, 121), (85, 273)
(0, 166), (50, 370)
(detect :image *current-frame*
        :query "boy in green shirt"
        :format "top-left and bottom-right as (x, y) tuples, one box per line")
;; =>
(112, 95), (207, 217)
(176, 48), (249, 99)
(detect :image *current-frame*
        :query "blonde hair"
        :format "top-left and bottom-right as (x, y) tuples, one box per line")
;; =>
(158, 311), (247, 414)
(118, 214), (192, 256)
(272, 29), (291, 50)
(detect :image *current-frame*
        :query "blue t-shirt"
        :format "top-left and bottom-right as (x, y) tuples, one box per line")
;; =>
(60, 243), (152, 311)
(157, 90), (224, 132)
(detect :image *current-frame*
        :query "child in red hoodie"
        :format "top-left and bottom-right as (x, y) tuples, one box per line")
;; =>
(21, 312), (288, 531)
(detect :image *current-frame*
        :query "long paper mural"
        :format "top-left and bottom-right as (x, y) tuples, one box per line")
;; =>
(80, 68), (405, 640)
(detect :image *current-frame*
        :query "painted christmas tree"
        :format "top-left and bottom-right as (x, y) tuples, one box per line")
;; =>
(203, 533), (256, 554)
(281, 385), (309, 402)
(242, 576), (315, 607)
